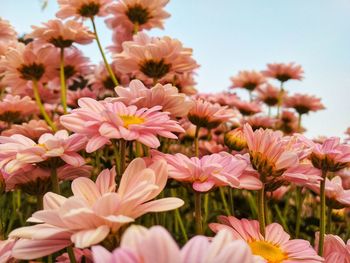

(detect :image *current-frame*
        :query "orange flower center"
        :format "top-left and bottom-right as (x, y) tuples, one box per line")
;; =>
(119, 115), (144, 128)
(249, 240), (287, 263)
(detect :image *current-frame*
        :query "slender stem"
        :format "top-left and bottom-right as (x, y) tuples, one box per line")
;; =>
(297, 113), (302, 132)
(32, 80), (57, 131)
(59, 48), (67, 114)
(274, 203), (290, 233)
(257, 187), (266, 236)
(119, 139), (126, 176)
(268, 106), (271, 117)
(67, 246), (77, 263)
(229, 189), (234, 215)
(171, 189), (188, 242)
(219, 187), (231, 216)
(135, 141), (142, 157)
(37, 194), (43, 210)
(50, 166), (60, 194)
(194, 191), (202, 234)
(295, 187), (303, 238)
(203, 193), (209, 227)
(326, 205), (332, 234)
(249, 90), (253, 102)
(194, 126), (200, 157)
(318, 170), (327, 256)
(276, 82), (284, 118)
(90, 17), (119, 86)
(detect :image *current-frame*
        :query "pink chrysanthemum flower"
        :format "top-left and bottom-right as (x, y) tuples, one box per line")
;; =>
(307, 176), (350, 208)
(231, 99), (262, 116)
(60, 98), (184, 152)
(0, 94), (38, 123)
(114, 79), (194, 118)
(107, 25), (133, 53)
(0, 130), (87, 174)
(113, 32), (199, 85)
(310, 137), (350, 172)
(257, 84), (281, 107)
(0, 42), (56, 92)
(105, 0), (170, 32)
(284, 93), (325, 115)
(67, 87), (97, 108)
(92, 226), (256, 263)
(210, 216), (323, 263)
(230, 70), (266, 91)
(56, 0), (113, 19)
(315, 234), (350, 262)
(171, 72), (198, 96)
(188, 99), (234, 129)
(1, 120), (51, 140)
(26, 19), (95, 48)
(153, 151), (262, 191)
(10, 158), (184, 259)
(0, 18), (17, 42)
(263, 62), (304, 83)
(244, 115), (277, 131)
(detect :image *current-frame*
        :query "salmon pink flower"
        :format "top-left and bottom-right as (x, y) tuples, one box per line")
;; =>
(107, 25), (133, 53)
(2, 120), (51, 141)
(230, 70), (266, 91)
(0, 18), (17, 43)
(67, 87), (97, 108)
(56, 0), (113, 19)
(315, 234), (350, 262)
(210, 216), (323, 262)
(284, 93), (325, 115)
(257, 84), (280, 107)
(263, 62), (304, 83)
(113, 32), (199, 85)
(9, 158), (184, 258)
(26, 19), (95, 48)
(244, 115), (277, 130)
(114, 79), (194, 118)
(105, 0), (170, 32)
(92, 226), (256, 263)
(231, 99), (262, 116)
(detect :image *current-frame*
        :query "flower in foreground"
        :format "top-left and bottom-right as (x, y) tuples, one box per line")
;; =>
(315, 233), (350, 262)
(10, 158), (184, 259)
(210, 216), (323, 262)
(92, 225), (257, 263)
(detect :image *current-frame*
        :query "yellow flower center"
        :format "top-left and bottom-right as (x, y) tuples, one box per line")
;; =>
(119, 115), (144, 128)
(249, 240), (286, 263)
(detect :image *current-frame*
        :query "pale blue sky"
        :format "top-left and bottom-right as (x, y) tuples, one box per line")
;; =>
(1, 0), (349, 138)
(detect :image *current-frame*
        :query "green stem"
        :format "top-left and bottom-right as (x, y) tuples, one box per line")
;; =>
(326, 205), (332, 234)
(171, 189), (188, 242)
(194, 191), (202, 234)
(67, 246), (77, 263)
(37, 194), (43, 210)
(91, 17), (119, 87)
(318, 170), (327, 256)
(295, 187), (303, 238)
(229, 189), (234, 215)
(257, 187), (266, 236)
(219, 188), (231, 216)
(32, 80), (57, 131)
(297, 113), (302, 132)
(50, 166), (60, 194)
(194, 126), (200, 157)
(276, 82), (284, 118)
(274, 203), (290, 233)
(119, 139), (126, 176)
(59, 47), (67, 114)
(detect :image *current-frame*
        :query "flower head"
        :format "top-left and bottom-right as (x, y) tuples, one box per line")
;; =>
(230, 70), (266, 91)
(316, 234), (350, 262)
(284, 93), (325, 115)
(0, 94), (38, 123)
(0, 18), (17, 43)
(224, 127), (247, 151)
(56, 0), (113, 19)
(263, 62), (304, 83)
(257, 84), (280, 107)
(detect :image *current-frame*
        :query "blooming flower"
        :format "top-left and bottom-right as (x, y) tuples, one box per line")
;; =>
(243, 115), (277, 130)
(107, 25), (133, 53)
(0, 239), (16, 263)
(230, 70), (266, 91)
(0, 18), (17, 43)
(315, 234), (350, 262)
(284, 93), (325, 115)
(56, 0), (113, 19)
(113, 32), (199, 85)
(257, 84), (280, 107)
(210, 216), (323, 262)
(263, 62), (304, 83)
(10, 158), (184, 259)
(92, 225), (256, 263)
(26, 19), (95, 48)
(114, 79), (194, 118)
(67, 87), (97, 108)
(231, 99), (262, 116)
(105, 0), (170, 32)
(0, 94), (38, 123)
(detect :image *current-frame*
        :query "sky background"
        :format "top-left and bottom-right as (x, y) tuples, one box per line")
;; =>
(1, 0), (349, 138)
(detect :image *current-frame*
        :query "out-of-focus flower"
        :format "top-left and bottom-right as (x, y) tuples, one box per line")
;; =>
(113, 32), (199, 85)
(105, 0), (170, 32)
(263, 62), (304, 83)
(0, 18), (17, 43)
(0, 239), (16, 263)
(224, 127), (247, 151)
(210, 216), (323, 262)
(67, 87), (97, 108)
(1, 120), (52, 140)
(92, 225), (256, 263)
(315, 233), (350, 262)
(188, 99), (234, 129)
(154, 151), (262, 191)
(26, 19), (94, 48)
(231, 99), (262, 116)
(243, 115), (277, 130)
(0, 94), (38, 123)
(284, 93), (325, 115)
(10, 158), (183, 258)
(230, 70), (266, 91)
(56, 0), (113, 19)
(256, 84), (280, 107)
(107, 25), (133, 53)
(114, 79), (194, 118)
(56, 248), (93, 263)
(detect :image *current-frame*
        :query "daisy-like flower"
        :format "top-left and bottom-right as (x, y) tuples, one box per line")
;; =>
(113, 32), (199, 85)
(171, 72), (198, 96)
(310, 137), (350, 172)
(0, 42), (56, 92)
(153, 151), (262, 191)
(0, 94), (38, 123)
(307, 176), (350, 209)
(284, 93), (325, 115)
(316, 234), (350, 262)
(105, 0), (170, 32)
(0, 130), (87, 174)
(188, 99), (234, 129)
(0, 18), (17, 43)
(92, 226), (256, 263)
(263, 62), (304, 83)
(26, 19), (95, 48)
(257, 84), (280, 107)
(230, 70), (266, 91)
(231, 99), (262, 116)
(56, 0), (113, 19)
(2, 120), (51, 141)
(114, 79), (194, 118)
(60, 98), (184, 152)
(67, 87), (97, 108)
(244, 115), (277, 131)
(210, 216), (323, 263)
(10, 158), (184, 259)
